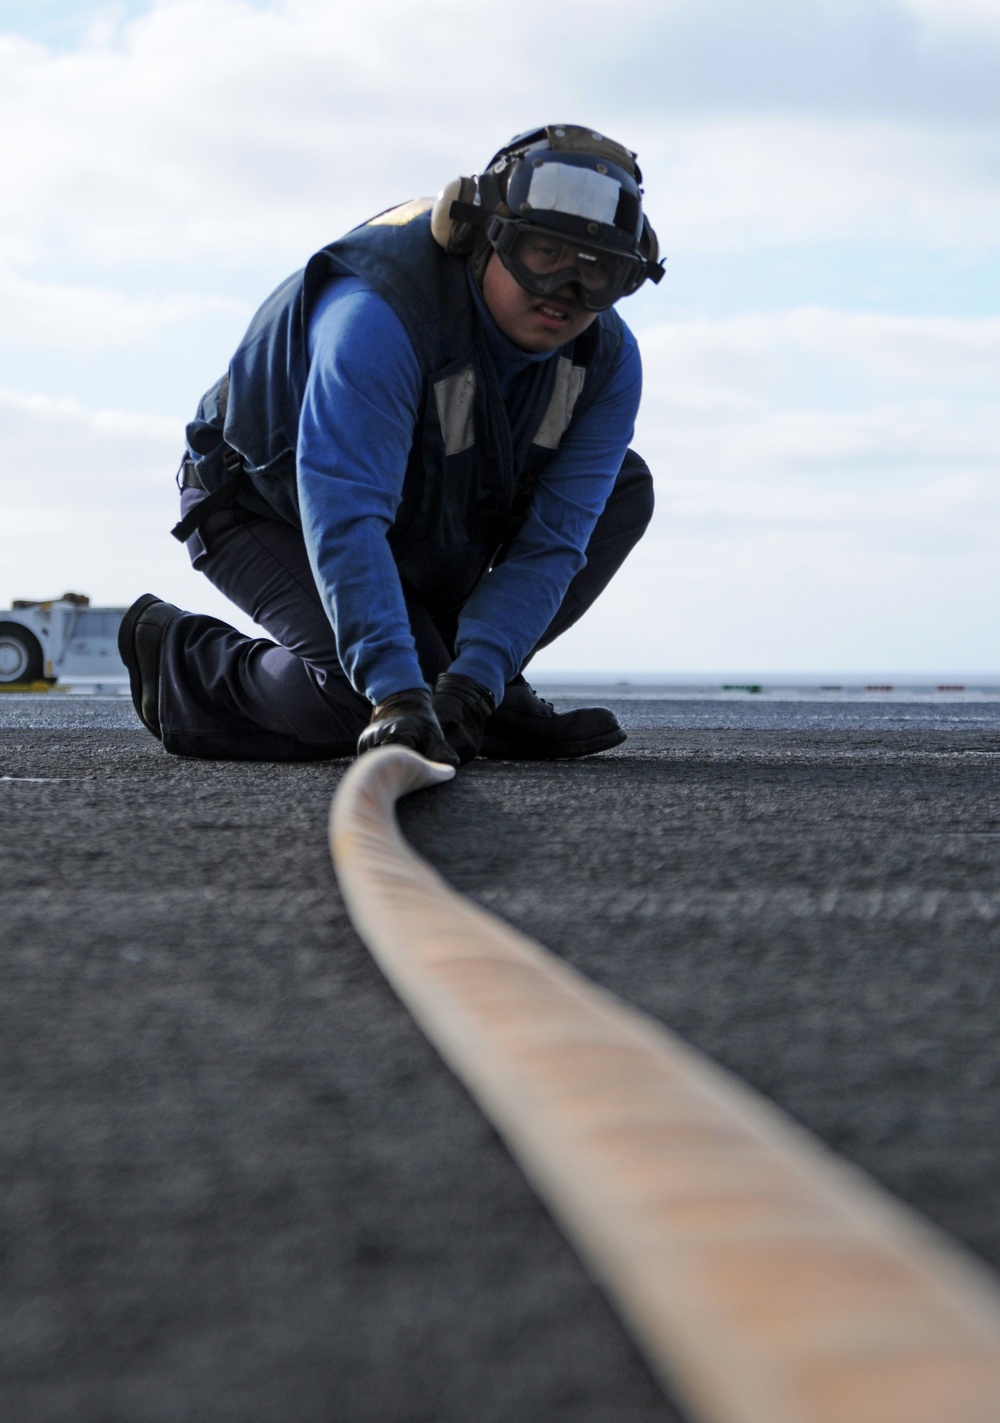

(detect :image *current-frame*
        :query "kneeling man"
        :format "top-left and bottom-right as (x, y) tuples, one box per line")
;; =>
(120, 123), (663, 768)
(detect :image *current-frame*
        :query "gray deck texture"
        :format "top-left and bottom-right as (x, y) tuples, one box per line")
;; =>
(1, 696), (999, 1422)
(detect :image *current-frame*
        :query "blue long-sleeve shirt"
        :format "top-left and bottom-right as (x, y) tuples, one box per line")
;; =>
(297, 273), (642, 707)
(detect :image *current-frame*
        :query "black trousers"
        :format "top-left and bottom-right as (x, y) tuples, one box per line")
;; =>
(158, 451), (653, 759)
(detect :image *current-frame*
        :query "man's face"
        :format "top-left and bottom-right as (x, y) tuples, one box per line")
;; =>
(481, 252), (599, 354)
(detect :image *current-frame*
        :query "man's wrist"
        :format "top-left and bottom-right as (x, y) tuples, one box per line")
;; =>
(445, 652), (506, 710)
(433, 673), (496, 718)
(363, 655), (430, 706)
(368, 686), (432, 718)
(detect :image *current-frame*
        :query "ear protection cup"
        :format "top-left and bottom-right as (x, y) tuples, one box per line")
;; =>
(430, 175), (479, 254)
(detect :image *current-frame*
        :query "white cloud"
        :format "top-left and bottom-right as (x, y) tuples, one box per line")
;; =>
(640, 120), (1000, 253)
(0, 384), (179, 443)
(0, 0), (997, 285)
(0, 383), (258, 631)
(640, 308), (1000, 401)
(530, 306), (1000, 673)
(635, 308), (1000, 517)
(530, 527), (999, 674)
(0, 276), (246, 349)
(900, 0), (1000, 32)
(610, 0), (1000, 124)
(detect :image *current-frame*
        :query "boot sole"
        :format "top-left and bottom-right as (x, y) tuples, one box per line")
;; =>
(118, 594), (176, 740)
(479, 726), (627, 760)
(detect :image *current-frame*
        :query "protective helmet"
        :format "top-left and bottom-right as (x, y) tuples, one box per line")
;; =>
(432, 124), (664, 311)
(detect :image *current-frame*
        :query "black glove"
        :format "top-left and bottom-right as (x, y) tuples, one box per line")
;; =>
(432, 673), (496, 765)
(357, 687), (459, 767)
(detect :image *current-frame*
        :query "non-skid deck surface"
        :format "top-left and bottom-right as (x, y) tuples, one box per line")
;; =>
(1, 702), (998, 1420)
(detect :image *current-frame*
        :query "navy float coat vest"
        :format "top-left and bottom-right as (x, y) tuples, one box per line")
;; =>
(185, 200), (626, 613)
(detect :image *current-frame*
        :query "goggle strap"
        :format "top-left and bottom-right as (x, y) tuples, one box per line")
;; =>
(478, 169), (504, 213)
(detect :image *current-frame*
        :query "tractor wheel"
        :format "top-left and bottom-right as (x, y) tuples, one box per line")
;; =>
(0, 623), (45, 684)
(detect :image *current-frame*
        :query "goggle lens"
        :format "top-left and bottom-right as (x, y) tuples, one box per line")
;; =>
(516, 231), (619, 294)
(489, 219), (639, 311)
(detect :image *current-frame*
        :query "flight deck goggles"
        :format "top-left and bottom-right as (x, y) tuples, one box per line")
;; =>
(485, 216), (645, 312)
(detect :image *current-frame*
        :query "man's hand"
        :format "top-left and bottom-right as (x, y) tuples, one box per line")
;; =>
(432, 673), (496, 765)
(357, 688), (459, 766)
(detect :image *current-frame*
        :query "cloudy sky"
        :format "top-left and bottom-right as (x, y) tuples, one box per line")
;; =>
(1, 0), (997, 674)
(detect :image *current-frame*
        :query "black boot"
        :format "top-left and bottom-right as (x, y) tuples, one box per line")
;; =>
(479, 674), (626, 760)
(118, 593), (182, 739)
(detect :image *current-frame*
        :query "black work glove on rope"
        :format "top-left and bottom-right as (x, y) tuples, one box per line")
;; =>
(432, 673), (496, 765)
(357, 687), (459, 767)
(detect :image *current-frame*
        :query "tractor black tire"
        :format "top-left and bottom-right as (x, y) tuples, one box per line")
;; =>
(0, 622), (45, 685)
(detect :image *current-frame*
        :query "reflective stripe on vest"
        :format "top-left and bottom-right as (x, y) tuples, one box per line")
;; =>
(434, 353), (587, 460)
(433, 366), (476, 456)
(532, 356), (587, 449)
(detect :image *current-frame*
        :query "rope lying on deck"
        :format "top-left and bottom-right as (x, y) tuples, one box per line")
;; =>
(330, 745), (1000, 1423)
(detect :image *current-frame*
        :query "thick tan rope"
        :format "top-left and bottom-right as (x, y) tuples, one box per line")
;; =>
(330, 745), (1000, 1423)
